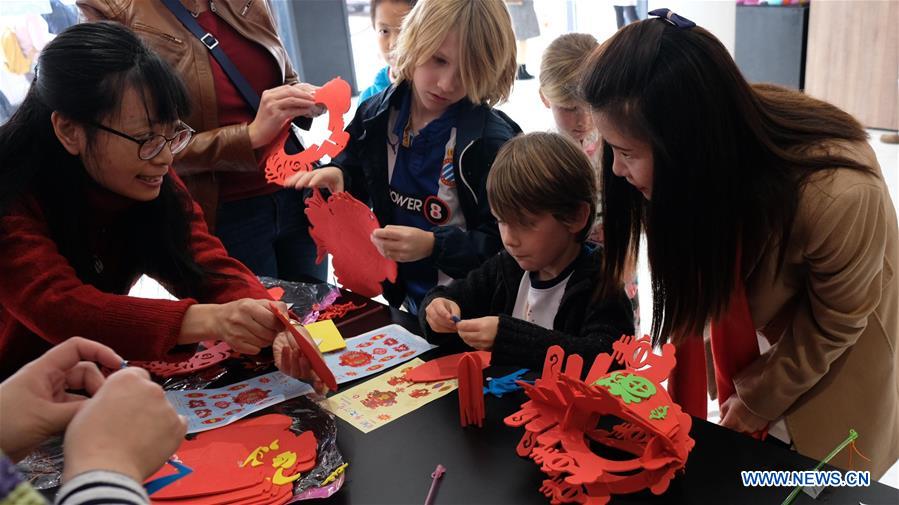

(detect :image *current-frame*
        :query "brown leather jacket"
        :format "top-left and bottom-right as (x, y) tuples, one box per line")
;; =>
(77, 0), (298, 229)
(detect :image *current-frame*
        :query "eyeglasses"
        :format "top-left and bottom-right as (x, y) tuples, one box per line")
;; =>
(89, 122), (194, 160)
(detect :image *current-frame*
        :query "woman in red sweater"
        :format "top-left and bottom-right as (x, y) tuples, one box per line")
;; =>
(0, 22), (317, 383)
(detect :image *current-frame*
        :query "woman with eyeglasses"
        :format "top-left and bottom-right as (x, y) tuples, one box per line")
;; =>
(78, 0), (328, 285)
(583, 12), (898, 478)
(0, 22), (326, 389)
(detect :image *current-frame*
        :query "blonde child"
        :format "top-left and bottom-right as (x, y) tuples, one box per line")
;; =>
(539, 33), (640, 327)
(290, 0), (521, 313)
(420, 132), (634, 369)
(358, 0), (417, 102)
(539, 33), (600, 158)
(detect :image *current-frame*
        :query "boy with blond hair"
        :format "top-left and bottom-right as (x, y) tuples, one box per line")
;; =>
(290, 0), (521, 313)
(420, 132), (634, 369)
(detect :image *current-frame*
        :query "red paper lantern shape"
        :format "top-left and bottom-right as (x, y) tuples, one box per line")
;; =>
(504, 336), (695, 505)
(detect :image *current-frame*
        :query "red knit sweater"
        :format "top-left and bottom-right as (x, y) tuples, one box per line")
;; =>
(0, 173), (271, 378)
(195, 10), (281, 203)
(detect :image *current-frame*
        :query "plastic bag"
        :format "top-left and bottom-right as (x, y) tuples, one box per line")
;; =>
(258, 277), (339, 322)
(270, 395), (346, 496)
(16, 435), (64, 490)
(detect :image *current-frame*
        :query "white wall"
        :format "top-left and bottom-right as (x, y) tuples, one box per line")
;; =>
(531, 0), (631, 51)
(647, 0), (737, 55)
(535, 0), (737, 55)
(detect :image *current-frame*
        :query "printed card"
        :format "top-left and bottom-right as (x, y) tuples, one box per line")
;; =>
(322, 359), (457, 433)
(324, 324), (436, 384)
(166, 371), (313, 433)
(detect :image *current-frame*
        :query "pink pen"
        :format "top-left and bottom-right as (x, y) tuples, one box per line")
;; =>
(424, 464), (446, 505)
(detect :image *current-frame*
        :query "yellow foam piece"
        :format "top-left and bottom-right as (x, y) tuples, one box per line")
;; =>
(303, 319), (346, 353)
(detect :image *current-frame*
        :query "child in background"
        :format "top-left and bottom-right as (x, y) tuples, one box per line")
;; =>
(419, 132), (634, 370)
(539, 33), (600, 158)
(358, 0), (416, 103)
(539, 33), (640, 328)
(289, 0), (520, 313)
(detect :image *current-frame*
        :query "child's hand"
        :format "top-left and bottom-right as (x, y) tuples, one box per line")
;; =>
(273, 330), (328, 394)
(62, 367), (186, 483)
(425, 297), (461, 333)
(286, 166), (344, 193)
(720, 393), (769, 434)
(455, 316), (499, 351)
(249, 82), (321, 149)
(370, 225), (435, 262)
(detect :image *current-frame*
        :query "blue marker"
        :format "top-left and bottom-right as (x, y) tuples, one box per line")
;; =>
(450, 315), (461, 324)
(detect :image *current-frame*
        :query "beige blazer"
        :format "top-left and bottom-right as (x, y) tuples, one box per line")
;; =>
(735, 140), (898, 478)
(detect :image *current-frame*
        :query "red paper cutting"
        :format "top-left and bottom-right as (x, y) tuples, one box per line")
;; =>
(132, 341), (234, 378)
(457, 353), (485, 428)
(305, 189), (397, 297)
(146, 414), (316, 504)
(263, 77), (352, 185)
(316, 301), (367, 321)
(504, 336), (694, 505)
(267, 286), (285, 300)
(406, 351), (491, 383)
(269, 302), (338, 392)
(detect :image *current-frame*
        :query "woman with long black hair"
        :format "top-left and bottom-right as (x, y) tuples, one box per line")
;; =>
(583, 11), (898, 477)
(0, 21), (320, 387)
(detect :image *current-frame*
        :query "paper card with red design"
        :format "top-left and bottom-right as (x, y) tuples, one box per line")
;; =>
(166, 371), (314, 433)
(323, 324), (435, 384)
(321, 359), (457, 433)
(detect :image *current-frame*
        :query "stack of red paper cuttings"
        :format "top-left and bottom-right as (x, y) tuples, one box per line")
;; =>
(146, 414), (317, 505)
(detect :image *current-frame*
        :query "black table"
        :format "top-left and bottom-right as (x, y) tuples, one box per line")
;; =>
(325, 299), (899, 505)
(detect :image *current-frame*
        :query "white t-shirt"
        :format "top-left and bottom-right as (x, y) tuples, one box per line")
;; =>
(511, 270), (575, 330)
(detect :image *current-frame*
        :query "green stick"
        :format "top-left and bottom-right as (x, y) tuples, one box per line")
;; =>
(781, 429), (858, 505)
